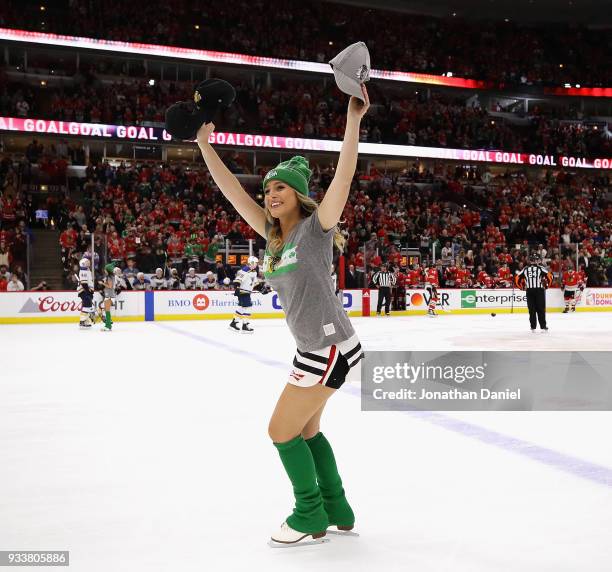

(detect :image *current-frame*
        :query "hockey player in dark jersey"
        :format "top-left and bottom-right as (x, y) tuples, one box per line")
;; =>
(424, 265), (440, 317)
(562, 266), (580, 313)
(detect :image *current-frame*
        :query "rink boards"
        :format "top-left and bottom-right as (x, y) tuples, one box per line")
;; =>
(0, 288), (611, 323)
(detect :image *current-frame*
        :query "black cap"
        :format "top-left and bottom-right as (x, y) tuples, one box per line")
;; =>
(194, 78), (236, 117)
(165, 101), (207, 141)
(165, 78), (236, 141)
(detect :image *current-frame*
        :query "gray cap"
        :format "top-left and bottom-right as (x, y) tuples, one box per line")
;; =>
(329, 41), (370, 102)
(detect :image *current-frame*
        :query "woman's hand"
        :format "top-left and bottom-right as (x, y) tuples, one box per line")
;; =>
(347, 84), (370, 122)
(196, 121), (215, 146)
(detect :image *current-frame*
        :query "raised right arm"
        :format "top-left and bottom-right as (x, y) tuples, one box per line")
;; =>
(196, 122), (267, 238)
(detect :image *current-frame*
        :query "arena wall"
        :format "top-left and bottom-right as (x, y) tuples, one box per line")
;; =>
(0, 288), (610, 324)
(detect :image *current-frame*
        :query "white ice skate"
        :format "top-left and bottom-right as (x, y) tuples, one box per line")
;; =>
(268, 521), (329, 548)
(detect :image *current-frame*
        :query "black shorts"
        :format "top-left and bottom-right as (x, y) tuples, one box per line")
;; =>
(237, 293), (253, 308)
(288, 334), (363, 389)
(78, 290), (93, 308)
(564, 289), (576, 300)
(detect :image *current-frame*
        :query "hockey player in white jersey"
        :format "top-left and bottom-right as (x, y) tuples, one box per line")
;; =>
(150, 268), (167, 290)
(167, 268), (182, 290)
(184, 267), (202, 290)
(77, 258), (95, 329)
(203, 271), (218, 290)
(229, 256), (260, 334)
(132, 272), (151, 291)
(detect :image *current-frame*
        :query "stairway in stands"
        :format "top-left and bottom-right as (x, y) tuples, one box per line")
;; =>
(29, 229), (64, 290)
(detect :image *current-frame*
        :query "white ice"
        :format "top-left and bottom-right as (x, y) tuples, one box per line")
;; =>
(1, 313), (612, 572)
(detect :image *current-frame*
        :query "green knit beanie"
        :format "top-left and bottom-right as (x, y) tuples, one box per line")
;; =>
(262, 156), (312, 196)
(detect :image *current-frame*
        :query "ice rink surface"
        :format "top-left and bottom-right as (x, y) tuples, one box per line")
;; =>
(1, 312), (612, 572)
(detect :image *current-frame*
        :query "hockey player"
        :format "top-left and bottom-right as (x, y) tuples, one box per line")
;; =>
(150, 268), (167, 290)
(167, 268), (182, 290)
(482, 274), (495, 289)
(562, 266), (580, 313)
(497, 262), (512, 288)
(203, 271), (218, 290)
(132, 272), (151, 291)
(424, 264), (440, 317)
(77, 258), (95, 329)
(229, 255), (259, 333)
(444, 262), (458, 288)
(184, 267), (202, 290)
(406, 263), (423, 289)
(114, 266), (129, 292)
(575, 265), (588, 309)
(331, 263), (338, 294)
(455, 262), (472, 288)
(330, 263), (347, 308)
(475, 266), (490, 289)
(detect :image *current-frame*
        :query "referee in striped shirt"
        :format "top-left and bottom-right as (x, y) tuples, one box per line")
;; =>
(515, 254), (553, 332)
(372, 263), (396, 316)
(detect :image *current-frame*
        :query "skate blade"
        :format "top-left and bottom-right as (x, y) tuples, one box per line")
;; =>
(268, 538), (330, 548)
(327, 529), (360, 537)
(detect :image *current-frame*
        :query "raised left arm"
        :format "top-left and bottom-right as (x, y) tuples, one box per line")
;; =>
(318, 85), (370, 231)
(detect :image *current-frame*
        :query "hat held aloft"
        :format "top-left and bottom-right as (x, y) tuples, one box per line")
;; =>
(165, 78), (236, 141)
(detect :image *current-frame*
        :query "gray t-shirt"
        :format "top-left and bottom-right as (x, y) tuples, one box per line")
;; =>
(263, 213), (356, 352)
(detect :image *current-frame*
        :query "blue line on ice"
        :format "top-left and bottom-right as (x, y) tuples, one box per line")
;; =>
(156, 322), (612, 488)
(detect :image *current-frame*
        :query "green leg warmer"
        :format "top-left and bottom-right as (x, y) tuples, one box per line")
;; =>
(306, 432), (355, 527)
(105, 310), (112, 328)
(274, 435), (329, 533)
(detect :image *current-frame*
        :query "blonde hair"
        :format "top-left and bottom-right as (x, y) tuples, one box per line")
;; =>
(265, 191), (346, 256)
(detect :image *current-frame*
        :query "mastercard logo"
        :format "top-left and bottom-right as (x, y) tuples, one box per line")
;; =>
(193, 293), (210, 311)
(410, 293), (424, 306)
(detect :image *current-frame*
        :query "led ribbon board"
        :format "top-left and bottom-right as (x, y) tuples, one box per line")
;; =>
(1, 116), (610, 170)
